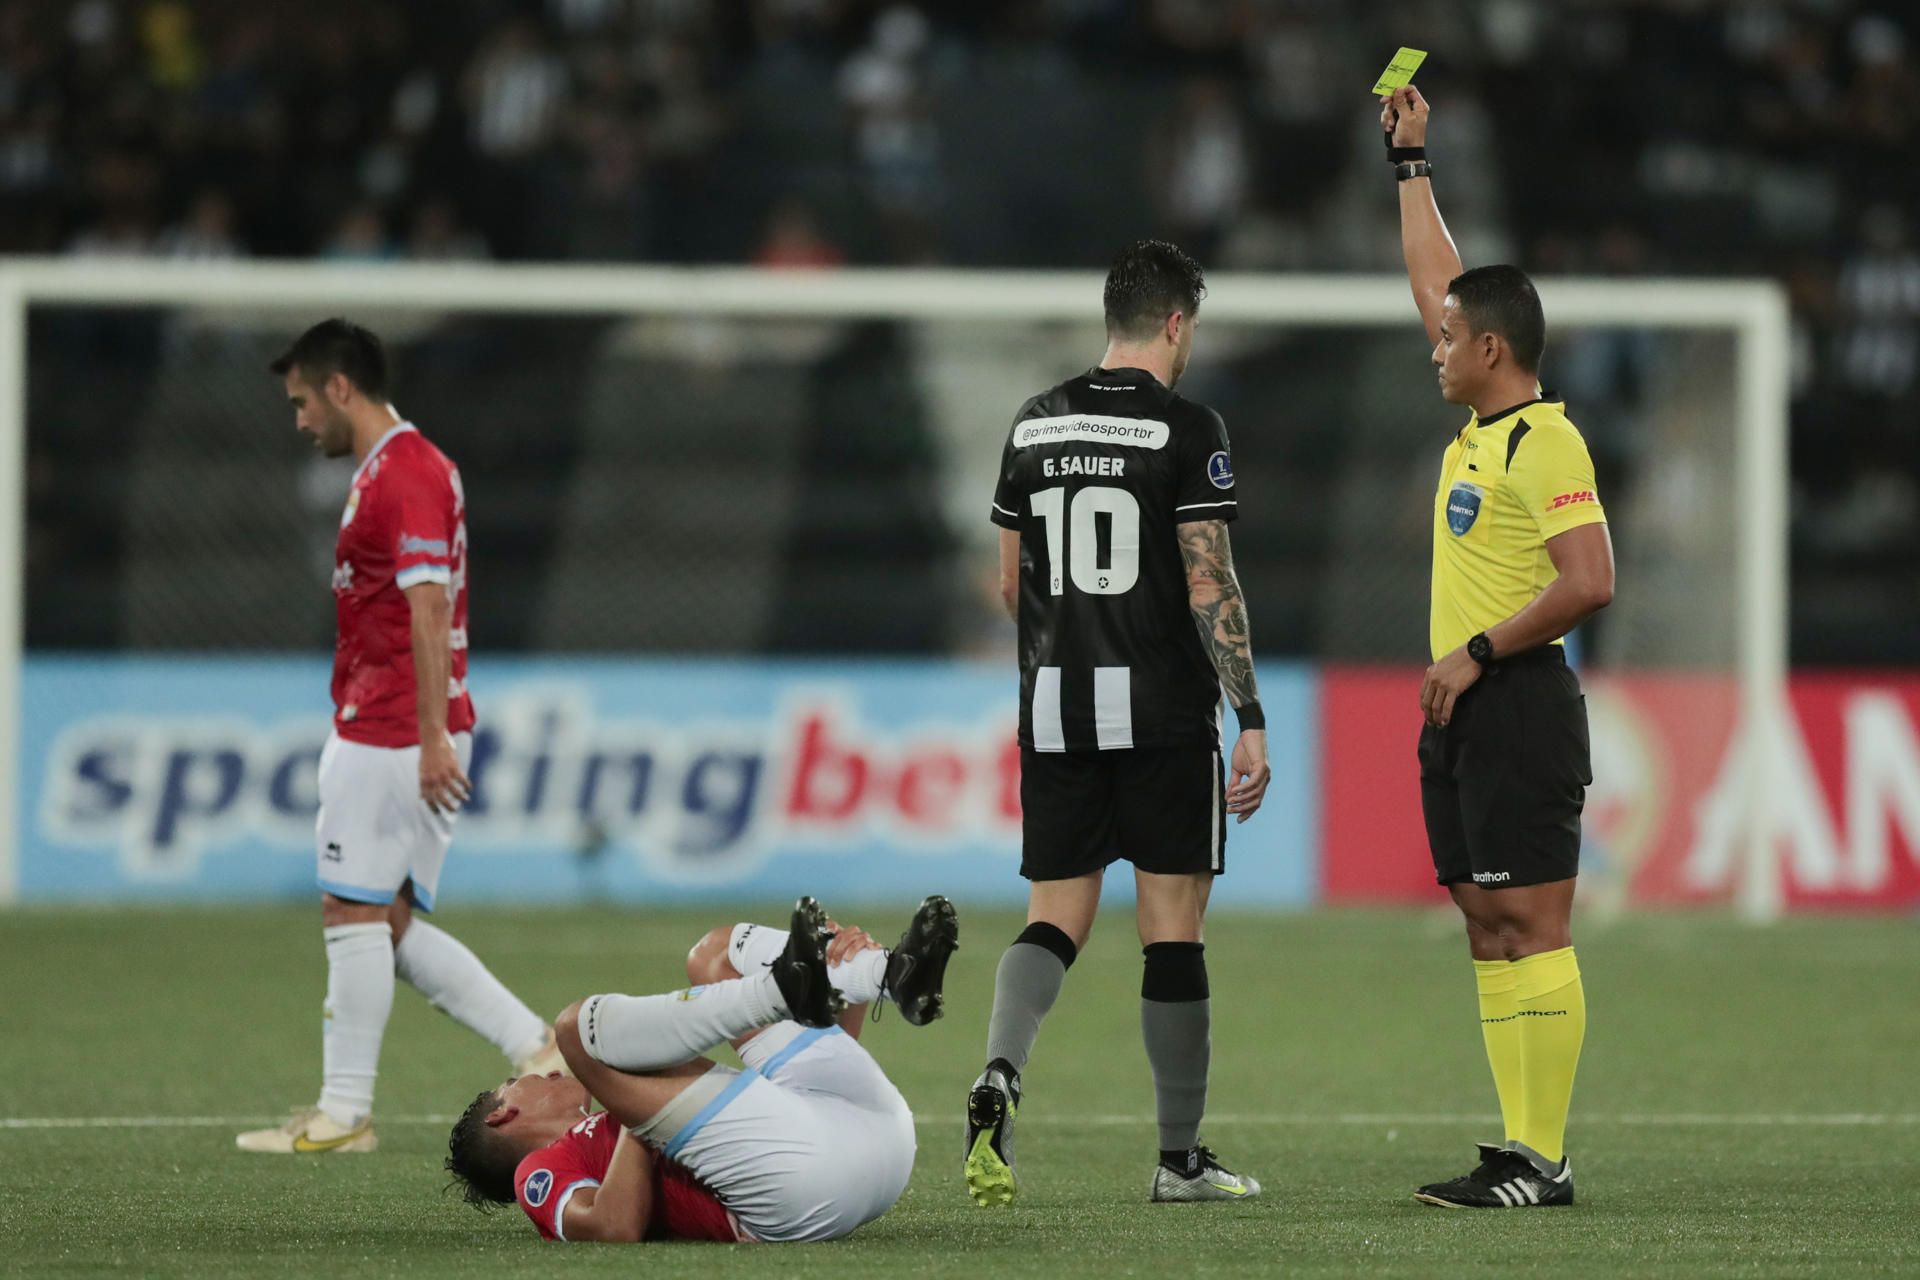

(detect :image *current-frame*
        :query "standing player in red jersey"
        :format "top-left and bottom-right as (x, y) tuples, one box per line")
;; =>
(446, 896), (959, 1244)
(239, 320), (562, 1155)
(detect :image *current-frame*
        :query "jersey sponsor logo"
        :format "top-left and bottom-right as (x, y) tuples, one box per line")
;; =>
(1446, 481), (1485, 537)
(524, 1169), (554, 1207)
(1548, 490), (1596, 511)
(1206, 451), (1234, 490)
(1012, 415), (1170, 450)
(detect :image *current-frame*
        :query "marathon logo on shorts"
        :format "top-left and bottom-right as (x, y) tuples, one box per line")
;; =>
(524, 1169), (554, 1208)
(1446, 481), (1485, 537)
(1473, 870), (1511, 883)
(1548, 490), (1596, 512)
(37, 684), (1021, 880)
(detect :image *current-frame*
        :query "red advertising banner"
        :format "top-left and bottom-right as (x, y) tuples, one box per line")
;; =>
(1320, 667), (1920, 911)
(1319, 667), (1445, 903)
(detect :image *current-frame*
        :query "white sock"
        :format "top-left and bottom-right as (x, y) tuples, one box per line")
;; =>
(578, 972), (787, 1072)
(318, 922), (394, 1126)
(394, 920), (548, 1063)
(727, 921), (889, 1005)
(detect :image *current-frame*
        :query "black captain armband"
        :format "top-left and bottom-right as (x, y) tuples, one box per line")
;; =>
(1234, 701), (1266, 733)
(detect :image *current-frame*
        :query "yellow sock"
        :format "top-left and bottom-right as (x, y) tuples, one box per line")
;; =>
(1474, 959), (1524, 1142)
(1511, 947), (1585, 1164)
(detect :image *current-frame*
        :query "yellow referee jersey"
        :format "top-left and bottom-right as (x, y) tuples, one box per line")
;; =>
(1431, 398), (1606, 660)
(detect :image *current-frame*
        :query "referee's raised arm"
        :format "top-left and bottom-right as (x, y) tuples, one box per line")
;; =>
(1382, 86), (1459, 345)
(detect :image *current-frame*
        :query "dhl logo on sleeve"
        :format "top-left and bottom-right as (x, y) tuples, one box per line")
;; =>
(1548, 490), (1597, 512)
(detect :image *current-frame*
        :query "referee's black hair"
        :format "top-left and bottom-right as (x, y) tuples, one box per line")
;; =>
(1447, 265), (1545, 373)
(270, 318), (390, 398)
(444, 1088), (517, 1211)
(1104, 239), (1206, 342)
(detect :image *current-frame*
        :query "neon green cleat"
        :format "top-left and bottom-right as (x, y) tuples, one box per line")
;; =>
(963, 1059), (1019, 1207)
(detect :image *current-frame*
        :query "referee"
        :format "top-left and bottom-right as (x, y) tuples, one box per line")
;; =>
(1382, 85), (1615, 1209)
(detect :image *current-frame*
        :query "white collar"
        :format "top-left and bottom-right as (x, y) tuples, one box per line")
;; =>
(351, 420), (416, 485)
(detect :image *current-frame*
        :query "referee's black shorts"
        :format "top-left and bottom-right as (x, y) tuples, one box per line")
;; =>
(1418, 647), (1590, 889)
(1019, 746), (1225, 881)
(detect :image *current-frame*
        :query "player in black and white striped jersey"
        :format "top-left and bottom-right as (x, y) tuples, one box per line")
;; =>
(966, 240), (1271, 1207)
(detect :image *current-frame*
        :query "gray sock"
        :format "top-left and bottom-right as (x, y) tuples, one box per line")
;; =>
(1141, 941), (1211, 1153)
(1142, 997), (1211, 1152)
(984, 927), (1075, 1075)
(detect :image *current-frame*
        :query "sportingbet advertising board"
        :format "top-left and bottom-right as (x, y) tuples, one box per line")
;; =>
(15, 657), (1318, 907)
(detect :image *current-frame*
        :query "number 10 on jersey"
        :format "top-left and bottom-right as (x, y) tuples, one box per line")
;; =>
(1031, 485), (1140, 596)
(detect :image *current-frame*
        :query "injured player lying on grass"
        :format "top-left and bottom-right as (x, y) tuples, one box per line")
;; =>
(445, 895), (958, 1243)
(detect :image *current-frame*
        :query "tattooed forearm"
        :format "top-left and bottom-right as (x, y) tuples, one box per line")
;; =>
(1177, 519), (1259, 709)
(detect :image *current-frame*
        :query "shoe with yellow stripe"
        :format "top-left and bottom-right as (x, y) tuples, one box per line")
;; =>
(1149, 1145), (1261, 1202)
(1414, 1142), (1575, 1208)
(235, 1105), (377, 1154)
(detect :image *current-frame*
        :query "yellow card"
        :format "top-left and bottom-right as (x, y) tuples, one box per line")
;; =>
(1371, 47), (1427, 96)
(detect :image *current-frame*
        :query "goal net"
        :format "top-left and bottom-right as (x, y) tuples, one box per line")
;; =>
(0, 263), (1788, 914)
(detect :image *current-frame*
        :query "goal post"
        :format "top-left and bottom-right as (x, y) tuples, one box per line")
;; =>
(0, 259), (1791, 914)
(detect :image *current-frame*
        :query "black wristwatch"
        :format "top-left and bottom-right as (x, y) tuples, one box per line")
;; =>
(1467, 632), (1495, 667)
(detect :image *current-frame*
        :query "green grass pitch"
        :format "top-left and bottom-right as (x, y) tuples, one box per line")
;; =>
(3, 904), (1916, 1278)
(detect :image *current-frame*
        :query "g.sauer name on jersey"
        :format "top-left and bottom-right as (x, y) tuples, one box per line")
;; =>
(990, 366), (1239, 752)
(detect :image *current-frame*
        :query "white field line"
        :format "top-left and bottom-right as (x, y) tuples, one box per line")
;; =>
(4, 1112), (1916, 1131)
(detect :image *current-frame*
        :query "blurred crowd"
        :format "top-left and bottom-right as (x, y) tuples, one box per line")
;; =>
(3, 0), (1917, 610)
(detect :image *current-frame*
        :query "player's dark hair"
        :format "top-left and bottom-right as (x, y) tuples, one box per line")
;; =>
(270, 318), (390, 398)
(1103, 239), (1206, 342)
(1446, 265), (1545, 373)
(444, 1089), (517, 1211)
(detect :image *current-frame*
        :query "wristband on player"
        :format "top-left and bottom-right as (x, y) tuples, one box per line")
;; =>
(1385, 143), (1427, 163)
(1395, 161), (1432, 182)
(1234, 701), (1266, 733)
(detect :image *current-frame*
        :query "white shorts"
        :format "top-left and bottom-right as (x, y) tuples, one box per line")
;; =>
(658, 1024), (916, 1243)
(314, 730), (472, 912)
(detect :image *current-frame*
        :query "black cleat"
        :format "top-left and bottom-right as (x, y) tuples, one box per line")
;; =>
(881, 895), (959, 1026)
(769, 897), (847, 1029)
(1414, 1142), (1575, 1208)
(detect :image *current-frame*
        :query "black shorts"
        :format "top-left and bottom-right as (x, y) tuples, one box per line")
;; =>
(1019, 746), (1225, 881)
(1418, 648), (1590, 889)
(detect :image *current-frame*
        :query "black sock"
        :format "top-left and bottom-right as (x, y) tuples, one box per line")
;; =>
(1160, 1145), (1200, 1176)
